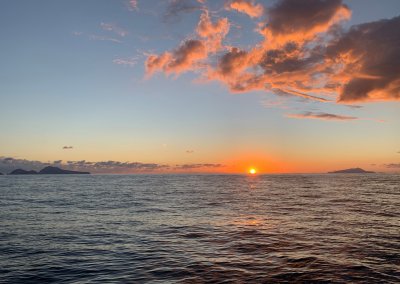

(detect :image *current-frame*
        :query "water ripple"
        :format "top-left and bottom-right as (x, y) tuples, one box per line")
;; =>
(0, 174), (399, 283)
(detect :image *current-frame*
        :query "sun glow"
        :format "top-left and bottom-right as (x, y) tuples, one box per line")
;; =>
(249, 168), (257, 175)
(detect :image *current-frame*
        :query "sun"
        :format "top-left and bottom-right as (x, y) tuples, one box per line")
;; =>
(249, 168), (257, 175)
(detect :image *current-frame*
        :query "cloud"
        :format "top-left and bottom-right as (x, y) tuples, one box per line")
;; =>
(113, 57), (138, 67)
(0, 157), (169, 174)
(175, 163), (224, 169)
(90, 161), (168, 171)
(225, 0), (264, 18)
(128, 0), (138, 11)
(286, 111), (358, 121)
(164, 0), (203, 22)
(146, 10), (229, 77)
(261, 0), (350, 45)
(100, 22), (128, 37)
(89, 35), (121, 43)
(197, 11), (230, 52)
(63, 146), (73, 150)
(385, 163), (400, 169)
(261, 98), (290, 109)
(0, 157), (50, 173)
(146, 39), (207, 76)
(144, 0), (400, 105)
(327, 16), (400, 102)
(186, 150), (194, 154)
(0, 157), (226, 174)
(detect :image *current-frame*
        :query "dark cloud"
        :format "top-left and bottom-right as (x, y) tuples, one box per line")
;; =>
(175, 163), (224, 169)
(164, 0), (203, 22)
(146, 39), (207, 75)
(0, 157), (169, 174)
(0, 157), (228, 173)
(0, 157), (48, 173)
(91, 161), (168, 170)
(287, 111), (358, 121)
(344, 104), (363, 109)
(385, 163), (400, 169)
(265, 0), (350, 38)
(3, 157), (14, 162)
(63, 146), (73, 150)
(327, 16), (400, 102)
(186, 150), (194, 154)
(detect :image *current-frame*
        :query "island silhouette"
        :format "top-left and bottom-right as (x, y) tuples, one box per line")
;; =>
(9, 169), (39, 175)
(8, 166), (90, 175)
(328, 167), (374, 174)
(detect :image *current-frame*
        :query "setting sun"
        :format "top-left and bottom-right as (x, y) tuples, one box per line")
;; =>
(249, 168), (257, 175)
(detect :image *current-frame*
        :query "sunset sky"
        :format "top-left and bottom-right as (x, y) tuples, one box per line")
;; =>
(0, 0), (399, 174)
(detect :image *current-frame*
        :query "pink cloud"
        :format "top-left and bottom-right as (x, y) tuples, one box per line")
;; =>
(225, 0), (264, 18)
(128, 0), (138, 11)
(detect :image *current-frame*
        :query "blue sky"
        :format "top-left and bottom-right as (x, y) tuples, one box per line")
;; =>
(0, 0), (399, 173)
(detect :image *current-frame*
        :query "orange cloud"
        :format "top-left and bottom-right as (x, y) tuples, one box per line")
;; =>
(146, 11), (229, 77)
(260, 0), (351, 46)
(146, 0), (400, 104)
(197, 11), (230, 52)
(145, 39), (207, 76)
(225, 0), (264, 18)
(327, 16), (400, 102)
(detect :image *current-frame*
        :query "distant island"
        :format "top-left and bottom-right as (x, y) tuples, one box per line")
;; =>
(9, 169), (38, 175)
(8, 166), (90, 175)
(328, 167), (374, 174)
(39, 166), (90, 175)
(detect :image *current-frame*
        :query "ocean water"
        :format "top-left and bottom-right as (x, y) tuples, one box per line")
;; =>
(0, 174), (399, 283)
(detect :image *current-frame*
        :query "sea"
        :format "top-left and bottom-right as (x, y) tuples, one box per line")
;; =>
(0, 174), (399, 283)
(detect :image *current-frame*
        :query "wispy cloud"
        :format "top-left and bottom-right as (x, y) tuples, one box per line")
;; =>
(286, 112), (358, 121)
(186, 150), (194, 154)
(113, 57), (138, 67)
(385, 163), (400, 169)
(62, 146), (74, 150)
(261, 98), (290, 109)
(100, 22), (128, 37)
(89, 35), (122, 43)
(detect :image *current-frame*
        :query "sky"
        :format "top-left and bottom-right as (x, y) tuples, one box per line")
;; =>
(0, 0), (399, 174)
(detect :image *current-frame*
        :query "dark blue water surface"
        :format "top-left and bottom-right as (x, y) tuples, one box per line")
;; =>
(0, 174), (399, 283)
